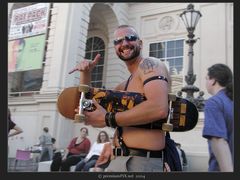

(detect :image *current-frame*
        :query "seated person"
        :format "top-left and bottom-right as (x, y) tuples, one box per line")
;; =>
(51, 127), (91, 171)
(75, 131), (110, 172)
(8, 107), (23, 154)
(90, 139), (114, 172)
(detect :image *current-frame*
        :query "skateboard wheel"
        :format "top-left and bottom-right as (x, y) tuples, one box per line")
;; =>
(162, 123), (173, 132)
(168, 94), (176, 101)
(74, 114), (86, 123)
(78, 84), (90, 93)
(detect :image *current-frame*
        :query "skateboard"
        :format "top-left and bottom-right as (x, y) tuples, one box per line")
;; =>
(57, 85), (199, 132)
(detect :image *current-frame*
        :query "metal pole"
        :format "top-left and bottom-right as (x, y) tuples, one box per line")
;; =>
(179, 4), (204, 111)
(181, 31), (199, 102)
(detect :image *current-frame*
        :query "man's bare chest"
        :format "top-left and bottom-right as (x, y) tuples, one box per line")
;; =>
(125, 76), (144, 94)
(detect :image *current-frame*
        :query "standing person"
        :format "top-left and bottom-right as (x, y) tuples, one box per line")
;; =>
(175, 143), (187, 169)
(8, 108), (23, 137)
(50, 127), (91, 171)
(202, 63), (233, 172)
(70, 25), (171, 172)
(75, 131), (110, 171)
(38, 127), (54, 162)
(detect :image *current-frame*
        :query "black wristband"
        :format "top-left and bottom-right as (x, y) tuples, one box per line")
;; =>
(109, 112), (118, 128)
(105, 112), (110, 127)
(105, 112), (118, 128)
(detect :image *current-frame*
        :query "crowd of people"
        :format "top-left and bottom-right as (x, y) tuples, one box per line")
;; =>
(45, 128), (113, 172)
(8, 24), (233, 172)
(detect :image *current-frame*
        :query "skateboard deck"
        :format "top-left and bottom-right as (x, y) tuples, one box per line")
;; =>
(57, 86), (199, 132)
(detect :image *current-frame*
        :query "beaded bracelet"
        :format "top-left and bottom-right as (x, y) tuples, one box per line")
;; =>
(105, 112), (118, 128)
(110, 112), (117, 128)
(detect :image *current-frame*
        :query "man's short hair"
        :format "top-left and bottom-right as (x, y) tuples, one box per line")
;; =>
(116, 24), (139, 38)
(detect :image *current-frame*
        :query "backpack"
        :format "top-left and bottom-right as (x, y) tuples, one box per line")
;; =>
(163, 132), (182, 171)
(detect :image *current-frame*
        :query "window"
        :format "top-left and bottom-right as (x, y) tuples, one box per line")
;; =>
(9, 69), (44, 93)
(149, 39), (184, 75)
(85, 37), (105, 88)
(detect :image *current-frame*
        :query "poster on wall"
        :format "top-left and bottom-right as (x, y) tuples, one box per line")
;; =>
(8, 3), (50, 40)
(8, 34), (46, 72)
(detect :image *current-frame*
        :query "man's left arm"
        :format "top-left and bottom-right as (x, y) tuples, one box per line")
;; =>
(115, 58), (169, 126)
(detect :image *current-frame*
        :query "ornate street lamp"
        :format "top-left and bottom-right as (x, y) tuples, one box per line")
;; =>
(179, 4), (204, 111)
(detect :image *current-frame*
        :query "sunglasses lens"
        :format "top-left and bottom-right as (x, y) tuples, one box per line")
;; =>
(113, 35), (138, 45)
(126, 35), (137, 41)
(113, 39), (122, 46)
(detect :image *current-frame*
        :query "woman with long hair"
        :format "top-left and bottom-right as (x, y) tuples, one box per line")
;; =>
(75, 130), (110, 171)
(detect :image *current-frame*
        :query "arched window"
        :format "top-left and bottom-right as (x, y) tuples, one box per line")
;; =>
(85, 37), (105, 88)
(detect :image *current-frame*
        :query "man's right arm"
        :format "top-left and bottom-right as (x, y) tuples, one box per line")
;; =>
(69, 54), (101, 85)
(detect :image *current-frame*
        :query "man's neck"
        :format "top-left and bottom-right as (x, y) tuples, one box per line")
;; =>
(212, 85), (225, 96)
(125, 56), (143, 74)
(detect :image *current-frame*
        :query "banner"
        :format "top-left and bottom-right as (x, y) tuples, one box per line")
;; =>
(8, 3), (50, 40)
(8, 35), (46, 72)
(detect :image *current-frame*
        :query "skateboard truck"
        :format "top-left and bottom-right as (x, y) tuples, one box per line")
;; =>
(162, 94), (176, 132)
(74, 84), (91, 123)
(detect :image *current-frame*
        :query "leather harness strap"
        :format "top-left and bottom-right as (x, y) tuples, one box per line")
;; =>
(116, 126), (129, 155)
(116, 74), (132, 155)
(116, 74), (168, 156)
(143, 75), (168, 86)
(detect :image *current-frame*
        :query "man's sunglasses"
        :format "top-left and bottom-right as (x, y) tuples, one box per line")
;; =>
(113, 35), (138, 46)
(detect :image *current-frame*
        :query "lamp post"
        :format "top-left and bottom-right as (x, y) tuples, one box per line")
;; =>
(179, 4), (204, 111)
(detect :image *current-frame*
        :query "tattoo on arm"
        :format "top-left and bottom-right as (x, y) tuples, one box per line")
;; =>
(139, 58), (159, 74)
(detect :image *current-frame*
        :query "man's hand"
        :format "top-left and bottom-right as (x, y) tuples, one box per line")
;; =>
(68, 54), (101, 74)
(75, 99), (107, 128)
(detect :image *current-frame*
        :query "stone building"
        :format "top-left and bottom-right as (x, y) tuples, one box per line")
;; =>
(8, 3), (233, 171)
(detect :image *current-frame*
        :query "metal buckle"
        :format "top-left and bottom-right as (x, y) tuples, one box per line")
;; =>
(115, 147), (123, 156)
(146, 151), (150, 158)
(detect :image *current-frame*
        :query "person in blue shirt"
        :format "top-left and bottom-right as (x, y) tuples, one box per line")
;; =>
(202, 63), (233, 172)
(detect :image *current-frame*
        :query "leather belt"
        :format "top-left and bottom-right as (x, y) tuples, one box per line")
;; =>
(113, 147), (163, 158)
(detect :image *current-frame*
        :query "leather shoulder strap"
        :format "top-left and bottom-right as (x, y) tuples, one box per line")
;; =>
(124, 75), (132, 91)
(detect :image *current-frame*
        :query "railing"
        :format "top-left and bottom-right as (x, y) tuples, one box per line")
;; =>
(8, 91), (40, 97)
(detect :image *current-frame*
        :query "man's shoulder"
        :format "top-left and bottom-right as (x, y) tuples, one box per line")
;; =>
(206, 91), (228, 106)
(144, 56), (164, 62)
(144, 57), (158, 61)
(139, 57), (167, 71)
(142, 57), (162, 63)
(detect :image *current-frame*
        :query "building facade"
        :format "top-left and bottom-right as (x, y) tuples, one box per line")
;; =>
(8, 3), (233, 171)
